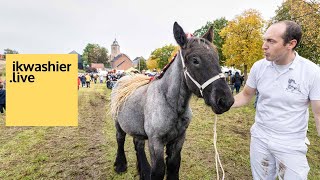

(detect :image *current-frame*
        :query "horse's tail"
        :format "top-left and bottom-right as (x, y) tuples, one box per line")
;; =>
(110, 74), (151, 120)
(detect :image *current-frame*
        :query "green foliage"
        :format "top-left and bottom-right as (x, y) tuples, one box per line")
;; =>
(4, 48), (19, 54)
(137, 57), (147, 71)
(271, 0), (320, 64)
(149, 44), (176, 69)
(194, 21), (213, 37)
(194, 18), (229, 65)
(82, 44), (109, 66)
(3, 48), (19, 58)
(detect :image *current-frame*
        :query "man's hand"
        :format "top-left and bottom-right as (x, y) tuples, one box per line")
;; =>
(232, 85), (256, 108)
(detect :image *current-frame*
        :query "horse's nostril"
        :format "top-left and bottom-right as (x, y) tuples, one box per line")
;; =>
(217, 97), (233, 109)
(217, 98), (225, 107)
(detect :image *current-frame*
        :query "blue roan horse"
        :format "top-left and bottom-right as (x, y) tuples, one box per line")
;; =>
(110, 22), (234, 180)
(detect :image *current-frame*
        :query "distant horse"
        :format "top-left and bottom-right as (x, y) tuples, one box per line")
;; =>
(110, 22), (234, 180)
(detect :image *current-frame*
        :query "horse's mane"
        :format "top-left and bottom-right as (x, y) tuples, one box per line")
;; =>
(110, 74), (150, 119)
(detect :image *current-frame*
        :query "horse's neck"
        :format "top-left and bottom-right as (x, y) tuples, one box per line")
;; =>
(159, 55), (192, 111)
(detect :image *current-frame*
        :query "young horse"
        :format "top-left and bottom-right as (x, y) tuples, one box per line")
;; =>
(111, 22), (234, 180)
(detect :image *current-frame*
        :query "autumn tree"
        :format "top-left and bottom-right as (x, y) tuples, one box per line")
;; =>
(146, 58), (158, 70)
(148, 44), (176, 70)
(220, 9), (264, 80)
(167, 46), (180, 63)
(271, 0), (320, 64)
(194, 18), (229, 65)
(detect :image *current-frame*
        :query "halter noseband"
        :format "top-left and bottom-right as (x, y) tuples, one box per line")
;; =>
(179, 50), (225, 97)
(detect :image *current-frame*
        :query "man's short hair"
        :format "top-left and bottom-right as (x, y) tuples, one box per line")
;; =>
(277, 20), (302, 50)
(0, 84), (3, 89)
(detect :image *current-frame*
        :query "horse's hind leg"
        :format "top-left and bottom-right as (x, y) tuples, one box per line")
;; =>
(114, 121), (127, 173)
(166, 133), (186, 180)
(133, 137), (151, 180)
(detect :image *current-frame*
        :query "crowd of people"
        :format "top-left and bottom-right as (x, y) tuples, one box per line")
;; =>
(77, 69), (159, 90)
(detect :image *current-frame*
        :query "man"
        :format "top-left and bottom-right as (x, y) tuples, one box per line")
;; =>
(0, 83), (5, 113)
(232, 20), (320, 179)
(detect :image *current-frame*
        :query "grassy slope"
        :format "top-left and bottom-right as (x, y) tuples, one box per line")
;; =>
(0, 83), (319, 179)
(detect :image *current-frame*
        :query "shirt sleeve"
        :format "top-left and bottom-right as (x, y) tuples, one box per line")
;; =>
(309, 68), (320, 100)
(246, 61), (259, 89)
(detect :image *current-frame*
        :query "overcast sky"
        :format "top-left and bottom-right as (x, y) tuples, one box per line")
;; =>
(1, 0), (284, 60)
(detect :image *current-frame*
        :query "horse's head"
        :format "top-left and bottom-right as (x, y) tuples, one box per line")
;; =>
(173, 22), (234, 114)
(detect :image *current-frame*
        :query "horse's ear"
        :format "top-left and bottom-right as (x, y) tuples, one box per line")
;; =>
(202, 26), (214, 42)
(173, 22), (187, 48)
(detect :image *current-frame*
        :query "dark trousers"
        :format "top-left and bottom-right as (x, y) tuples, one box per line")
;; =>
(0, 104), (5, 113)
(234, 84), (241, 93)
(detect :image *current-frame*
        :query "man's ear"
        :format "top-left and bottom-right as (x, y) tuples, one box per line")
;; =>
(173, 22), (187, 48)
(202, 26), (214, 42)
(287, 39), (297, 50)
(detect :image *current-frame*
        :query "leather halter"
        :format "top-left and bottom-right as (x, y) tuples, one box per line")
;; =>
(179, 50), (225, 97)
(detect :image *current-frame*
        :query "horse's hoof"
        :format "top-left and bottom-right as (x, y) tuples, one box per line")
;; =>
(114, 162), (127, 173)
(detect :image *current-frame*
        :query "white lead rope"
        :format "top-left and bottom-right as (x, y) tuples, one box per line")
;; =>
(179, 50), (225, 179)
(214, 114), (225, 180)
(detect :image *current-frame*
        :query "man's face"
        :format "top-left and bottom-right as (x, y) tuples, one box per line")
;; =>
(262, 23), (289, 63)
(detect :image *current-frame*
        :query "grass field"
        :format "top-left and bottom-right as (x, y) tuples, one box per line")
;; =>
(0, 83), (319, 179)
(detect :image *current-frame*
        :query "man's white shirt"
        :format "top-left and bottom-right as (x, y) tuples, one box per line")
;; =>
(246, 52), (320, 144)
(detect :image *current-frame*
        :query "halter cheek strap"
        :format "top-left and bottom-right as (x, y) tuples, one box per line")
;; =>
(179, 50), (225, 97)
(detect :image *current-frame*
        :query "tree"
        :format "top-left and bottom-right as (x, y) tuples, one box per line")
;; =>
(167, 46), (180, 64)
(271, 0), (320, 64)
(137, 57), (147, 71)
(146, 58), (158, 70)
(220, 9), (265, 80)
(4, 48), (19, 54)
(82, 43), (109, 66)
(149, 44), (176, 69)
(97, 47), (110, 66)
(194, 18), (229, 65)
(4, 48), (19, 59)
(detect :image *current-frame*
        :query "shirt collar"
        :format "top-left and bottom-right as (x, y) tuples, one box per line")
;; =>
(266, 51), (301, 69)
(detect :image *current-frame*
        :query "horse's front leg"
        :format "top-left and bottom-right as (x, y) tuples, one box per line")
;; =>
(133, 137), (151, 180)
(166, 133), (186, 180)
(148, 138), (165, 180)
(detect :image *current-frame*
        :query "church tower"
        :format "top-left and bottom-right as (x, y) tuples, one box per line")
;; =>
(110, 39), (120, 61)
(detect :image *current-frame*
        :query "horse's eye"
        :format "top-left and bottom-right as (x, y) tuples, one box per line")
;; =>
(192, 57), (200, 65)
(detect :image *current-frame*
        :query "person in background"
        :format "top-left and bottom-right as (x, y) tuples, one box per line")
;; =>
(78, 77), (80, 90)
(99, 74), (104, 83)
(232, 71), (244, 94)
(85, 73), (91, 88)
(0, 83), (5, 113)
(81, 74), (86, 87)
(232, 20), (320, 179)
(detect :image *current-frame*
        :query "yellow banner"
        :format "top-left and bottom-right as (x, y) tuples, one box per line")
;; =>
(6, 54), (78, 126)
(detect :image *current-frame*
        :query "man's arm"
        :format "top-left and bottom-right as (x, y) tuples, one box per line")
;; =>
(232, 85), (256, 108)
(311, 100), (320, 136)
